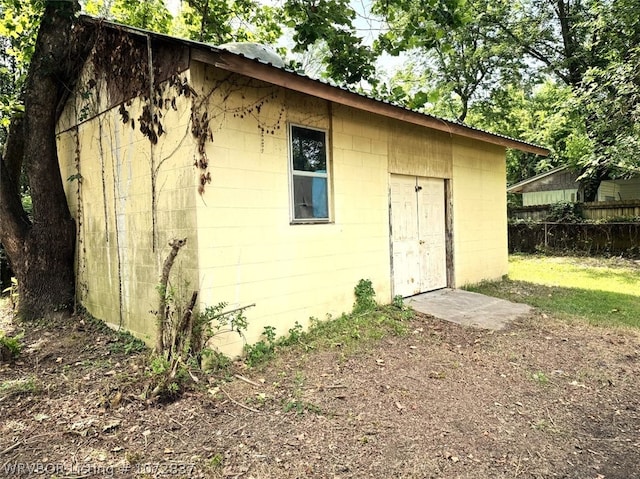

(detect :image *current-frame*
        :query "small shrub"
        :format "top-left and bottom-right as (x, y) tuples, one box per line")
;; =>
(353, 279), (377, 313)
(546, 201), (582, 223)
(0, 331), (22, 361)
(201, 348), (231, 373)
(150, 355), (171, 375)
(278, 321), (305, 347)
(244, 325), (277, 367)
(241, 280), (409, 367)
(146, 354), (185, 400)
(392, 295), (405, 309)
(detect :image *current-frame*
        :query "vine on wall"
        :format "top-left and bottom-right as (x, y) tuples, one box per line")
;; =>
(69, 25), (325, 342)
(190, 70), (289, 194)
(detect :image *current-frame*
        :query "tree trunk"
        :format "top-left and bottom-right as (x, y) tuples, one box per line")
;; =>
(0, 2), (94, 319)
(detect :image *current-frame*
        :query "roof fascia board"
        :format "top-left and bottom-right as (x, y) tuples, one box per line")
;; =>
(192, 49), (549, 156)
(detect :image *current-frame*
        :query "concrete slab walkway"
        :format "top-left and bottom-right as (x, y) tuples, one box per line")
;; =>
(407, 288), (532, 330)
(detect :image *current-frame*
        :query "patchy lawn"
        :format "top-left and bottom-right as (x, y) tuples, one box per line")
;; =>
(468, 254), (640, 329)
(1, 279), (640, 478)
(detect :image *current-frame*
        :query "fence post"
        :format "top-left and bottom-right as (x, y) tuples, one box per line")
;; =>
(544, 222), (548, 248)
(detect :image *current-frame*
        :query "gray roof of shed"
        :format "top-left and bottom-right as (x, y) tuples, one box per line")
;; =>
(506, 166), (570, 193)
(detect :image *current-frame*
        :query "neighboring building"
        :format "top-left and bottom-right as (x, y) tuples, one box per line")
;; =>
(56, 18), (547, 354)
(597, 177), (640, 202)
(508, 166), (640, 207)
(507, 166), (580, 206)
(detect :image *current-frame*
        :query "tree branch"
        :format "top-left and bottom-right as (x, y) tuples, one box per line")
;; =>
(0, 154), (29, 260)
(23, 2), (95, 225)
(156, 238), (187, 354)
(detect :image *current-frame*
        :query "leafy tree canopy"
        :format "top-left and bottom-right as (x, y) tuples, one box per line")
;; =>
(0, 0), (43, 134)
(373, 0), (640, 188)
(4, 0), (640, 189)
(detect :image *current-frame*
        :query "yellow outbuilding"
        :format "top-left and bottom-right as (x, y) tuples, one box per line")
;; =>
(56, 18), (548, 355)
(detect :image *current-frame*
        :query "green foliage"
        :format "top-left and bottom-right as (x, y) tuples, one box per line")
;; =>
(282, 371), (322, 415)
(371, 0), (640, 188)
(244, 325), (277, 367)
(149, 355), (171, 375)
(151, 278), (254, 399)
(176, 0), (282, 45)
(374, 0), (516, 122)
(576, 0), (640, 178)
(372, 0), (466, 54)
(277, 321), (304, 347)
(0, 330), (22, 359)
(109, 329), (147, 355)
(353, 279), (377, 314)
(546, 201), (583, 223)
(284, 0), (375, 84)
(83, 0), (173, 32)
(200, 348), (231, 373)
(206, 453), (224, 470)
(195, 301), (249, 345)
(112, 0), (172, 33)
(283, 398), (322, 415)
(242, 279), (411, 367)
(20, 195), (32, 217)
(0, 0), (43, 137)
(469, 81), (589, 185)
(146, 354), (184, 399)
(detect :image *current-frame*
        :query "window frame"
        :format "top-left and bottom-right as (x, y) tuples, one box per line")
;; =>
(288, 123), (332, 224)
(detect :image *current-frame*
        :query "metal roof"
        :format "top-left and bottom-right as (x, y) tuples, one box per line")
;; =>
(81, 15), (549, 156)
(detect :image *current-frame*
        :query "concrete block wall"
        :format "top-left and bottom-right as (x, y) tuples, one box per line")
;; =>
(452, 137), (508, 285)
(58, 77), (199, 342)
(193, 65), (393, 354)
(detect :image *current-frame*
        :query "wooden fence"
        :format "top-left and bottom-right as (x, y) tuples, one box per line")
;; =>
(509, 199), (640, 222)
(509, 222), (640, 257)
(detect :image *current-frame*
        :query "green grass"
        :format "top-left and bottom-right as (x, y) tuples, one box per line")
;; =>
(244, 303), (413, 368)
(300, 304), (412, 353)
(0, 376), (38, 396)
(467, 254), (640, 329)
(508, 255), (639, 294)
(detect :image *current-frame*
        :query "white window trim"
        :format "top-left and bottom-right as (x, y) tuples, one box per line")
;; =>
(288, 123), (332, 224)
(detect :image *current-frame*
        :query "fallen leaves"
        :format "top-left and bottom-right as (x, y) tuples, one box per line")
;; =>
(102, 420), (121, 433)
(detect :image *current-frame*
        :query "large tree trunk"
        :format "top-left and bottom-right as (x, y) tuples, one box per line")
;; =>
(0, 1), (94, 319)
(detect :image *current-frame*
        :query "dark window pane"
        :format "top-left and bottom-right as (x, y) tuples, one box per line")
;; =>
(291, 126), (326, 172)
(293, 175), (328, 219)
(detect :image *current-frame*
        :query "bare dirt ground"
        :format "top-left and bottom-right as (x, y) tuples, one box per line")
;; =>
(1, 302), (639, 478)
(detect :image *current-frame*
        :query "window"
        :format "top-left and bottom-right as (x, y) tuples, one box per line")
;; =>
(289, 125), (330, 221)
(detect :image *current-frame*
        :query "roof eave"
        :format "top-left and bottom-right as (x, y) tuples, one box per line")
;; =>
(79, 15), (549, 157)
(194, 49), (549, 156)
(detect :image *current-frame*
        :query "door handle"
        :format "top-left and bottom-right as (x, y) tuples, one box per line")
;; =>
(419, 240), (425, 245)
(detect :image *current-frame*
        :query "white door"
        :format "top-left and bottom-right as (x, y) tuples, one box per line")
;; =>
(417, 177), (447, 291)
(390, 175), (447, 297)
(390, 175), (421, 296)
